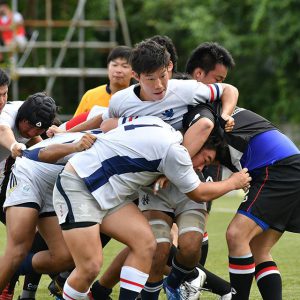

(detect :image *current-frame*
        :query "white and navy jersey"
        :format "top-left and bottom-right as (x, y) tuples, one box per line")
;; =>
(0, 101), (29, 163)
(221, 108), (300, 172)
(12, 131), (102, 191)
(69, 116), (200, 210)
(102, 79), (223, 130)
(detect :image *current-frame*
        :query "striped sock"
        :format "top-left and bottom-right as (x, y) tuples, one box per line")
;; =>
(255, 261), (282, 300)
(141, 280), (163, 299)
(119, 266), (149, 300)
(229, 253), (255, 299)
(63, 280), (89, 300)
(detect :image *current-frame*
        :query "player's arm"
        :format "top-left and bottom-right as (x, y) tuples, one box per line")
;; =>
(38, 133), (96, 163)
(0, 124), (26, 158)
(26, 135), (43, 147)
(46, 114), (103, 137)
(67, 114), (103, 132)
(182, 106), (215, 158)
(186, 168), (250, 202)
(219, 83), (238, 132)
(163, 143), (251, 202)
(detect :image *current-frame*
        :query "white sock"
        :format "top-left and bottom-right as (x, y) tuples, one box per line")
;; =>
(63, 280), (89, 300)
(120, 265), (149, 293)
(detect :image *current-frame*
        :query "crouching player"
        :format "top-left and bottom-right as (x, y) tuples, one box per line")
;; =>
(52, 116), (251, 300)
(0, 130), (97, 293)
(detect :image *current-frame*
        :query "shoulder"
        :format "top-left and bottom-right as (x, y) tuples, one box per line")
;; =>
(84, 84), (109, 97)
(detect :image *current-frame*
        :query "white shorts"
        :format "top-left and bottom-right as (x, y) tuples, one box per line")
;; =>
(138, 183), (207, 216)
(53, 170), (131, 225)
(4, 176), (54, 214)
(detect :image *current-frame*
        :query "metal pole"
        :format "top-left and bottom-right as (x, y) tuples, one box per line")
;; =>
(45, 0), (87, 94)
(78, 2), (85, 102)
(109, 0), (116, 44)
(115, 0), (131, 47)
(11, 0), (19, 100)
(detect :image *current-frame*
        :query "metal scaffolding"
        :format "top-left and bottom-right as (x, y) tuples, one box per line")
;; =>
(0, 0), (131, 101)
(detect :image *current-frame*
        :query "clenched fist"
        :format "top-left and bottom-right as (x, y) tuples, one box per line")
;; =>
(74, 133), (97, 152)
(229, 168), (251, 190)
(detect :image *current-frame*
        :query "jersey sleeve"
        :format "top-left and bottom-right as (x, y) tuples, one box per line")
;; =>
(193, 82), (223, 106)
(162, 144), (200, 194)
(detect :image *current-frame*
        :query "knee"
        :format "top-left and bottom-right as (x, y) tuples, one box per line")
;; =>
(144, 235), (157, 257)
(226, 225), (242, 248)
(178, 235), (201, 264)
(6, 243), (30, 266)
(151, 244), (171, 272)
(80, 256), (103, 282)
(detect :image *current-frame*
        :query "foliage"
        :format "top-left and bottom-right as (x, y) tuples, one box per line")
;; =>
(13, 0), (300, 123)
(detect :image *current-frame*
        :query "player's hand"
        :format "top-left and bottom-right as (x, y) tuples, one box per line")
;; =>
(153, 176), (169, 194)
(221, 114), (235, 132)
(10, 142), (26, 158)
(74, 133), (97, 152)
(46, 125), (65, 137)
(229, 168), (251, 190)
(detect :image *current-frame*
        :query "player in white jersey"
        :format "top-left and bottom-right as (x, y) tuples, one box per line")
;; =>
(0, 93), (57, 224)
(45, 39), (239, 300)
(0, 131), (96, 293)
(52, 116), (251, 300)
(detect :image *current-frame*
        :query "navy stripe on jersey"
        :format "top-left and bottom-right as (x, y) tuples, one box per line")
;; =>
(124, 124), (162, 131)
(56, 174), (75, 223)
(214, 83), (220, 99)
(83, 155), (161, 193)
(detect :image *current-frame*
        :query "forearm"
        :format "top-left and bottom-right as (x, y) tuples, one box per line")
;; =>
(186, 179), (236, 202)
(67, 114), (103, 132)
(0, 125), (17, 150)
(27, 136), (43, 147)
(182, 118), (214, 157)
(220, 83), (239, 116)
(38, 144), (77, 163)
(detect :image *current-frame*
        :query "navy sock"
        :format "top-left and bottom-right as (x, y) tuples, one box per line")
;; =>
(141, 280), (163, 299)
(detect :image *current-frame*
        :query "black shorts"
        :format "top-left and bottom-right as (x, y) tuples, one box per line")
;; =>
(238, 154), (300, 233)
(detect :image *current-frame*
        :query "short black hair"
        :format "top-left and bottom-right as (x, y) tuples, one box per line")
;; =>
(130, 39), (170, 75)
(186, 42), (235, 75)
(0, 68), (10, 87)
(16, 92), (57, 129)
(107, 45), (132, 65)
(149, 35), (178, 73)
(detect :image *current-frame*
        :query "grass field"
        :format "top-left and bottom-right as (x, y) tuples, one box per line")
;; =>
(1, 193), (300, 299)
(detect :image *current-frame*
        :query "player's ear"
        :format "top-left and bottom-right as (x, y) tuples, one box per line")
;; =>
(193, 67), (205, 82)
(133, 71), (140, 82)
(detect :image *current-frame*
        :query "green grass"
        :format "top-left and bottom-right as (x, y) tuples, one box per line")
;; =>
(1, 193), (300, 299)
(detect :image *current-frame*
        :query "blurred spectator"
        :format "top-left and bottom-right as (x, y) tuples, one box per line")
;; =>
(0, 0), (27, 51)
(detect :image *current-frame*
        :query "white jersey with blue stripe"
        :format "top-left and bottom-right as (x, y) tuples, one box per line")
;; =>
(102, 79), (223, 130)
(69, 116), (201, 210)
(12, 131), (102, 189)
